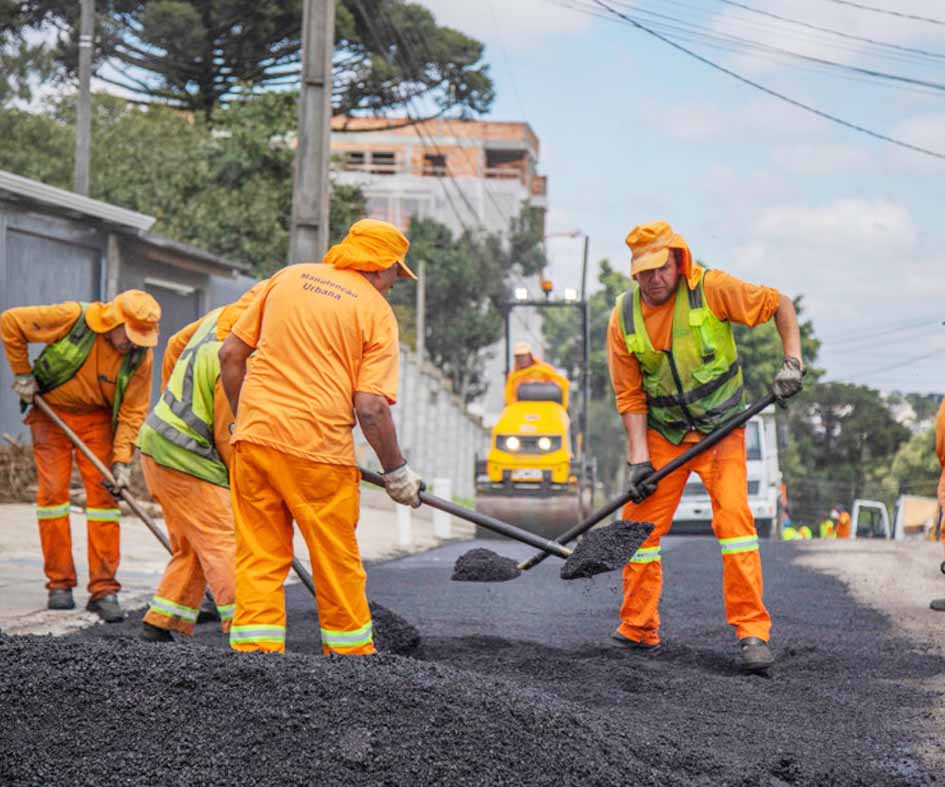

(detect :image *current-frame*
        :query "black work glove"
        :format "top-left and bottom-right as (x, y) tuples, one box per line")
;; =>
(626, 461), (657, 504)
(772, 356), (805, 402)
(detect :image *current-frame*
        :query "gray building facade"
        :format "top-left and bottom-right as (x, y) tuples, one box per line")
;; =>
(0, 169), (253, 439)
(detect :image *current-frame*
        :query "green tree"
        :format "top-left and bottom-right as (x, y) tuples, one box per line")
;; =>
(0, 94), (364, 272)
(784, 382), (910, 522)
(389, 213), (547, 401)
(873, 425), (941, 503)
(12, 0), (494, 120)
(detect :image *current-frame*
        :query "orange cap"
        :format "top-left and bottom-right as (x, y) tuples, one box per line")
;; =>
(86, 290), (161, 347)
(625, 221), (689, 278)
(323, 219), (416, 280)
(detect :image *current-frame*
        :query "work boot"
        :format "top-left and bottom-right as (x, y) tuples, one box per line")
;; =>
(738, 637), (774, 673)
(196, 597), (220, 624)
(86, 593), (125, 623)
(930, 598), (945, 612)
(47, 588), (75, 611)
(610, 630), (661, 653)
(139, 622), (174, 643)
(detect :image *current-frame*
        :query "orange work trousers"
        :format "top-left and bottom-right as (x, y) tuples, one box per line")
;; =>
(29, 407), (121, 600)
(140, 456), (235, 636)
(618, 426), (771, 645)
(228, 442), (371, 656)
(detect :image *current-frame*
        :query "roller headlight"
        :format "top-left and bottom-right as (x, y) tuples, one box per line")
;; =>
(504, 436), (521, 451)
(537, 436), (552, 451)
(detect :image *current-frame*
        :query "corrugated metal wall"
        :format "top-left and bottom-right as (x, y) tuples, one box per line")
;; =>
(0, 206), (104, 439)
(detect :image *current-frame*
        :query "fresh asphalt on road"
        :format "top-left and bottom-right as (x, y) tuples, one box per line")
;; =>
(75, 535), (944, 785)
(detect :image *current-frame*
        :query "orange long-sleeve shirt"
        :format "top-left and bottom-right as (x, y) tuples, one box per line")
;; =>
(1, 302), (153, 463)
(607, 269), (781, 417)
(504, 358), (560, 405)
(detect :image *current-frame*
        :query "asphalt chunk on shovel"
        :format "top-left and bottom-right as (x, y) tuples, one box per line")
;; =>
(452, 548), (523, 582)
(560, 520), (654, 580)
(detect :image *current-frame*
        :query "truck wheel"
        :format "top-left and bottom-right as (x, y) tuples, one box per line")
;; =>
(940, 561), (945, 576)
(755, 518), (773, 539)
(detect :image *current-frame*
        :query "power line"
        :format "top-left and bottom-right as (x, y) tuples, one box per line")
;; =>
(715, 0), (945, 61)
(817, 0), (945, 27)
(563, 0), (945, 95)
(583, 0), (945, 161)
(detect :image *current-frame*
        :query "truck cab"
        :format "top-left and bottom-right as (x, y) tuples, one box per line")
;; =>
(671, 408), (781, 538)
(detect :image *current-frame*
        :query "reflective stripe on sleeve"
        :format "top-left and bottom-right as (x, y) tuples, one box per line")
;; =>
(320, 621), (373, 648)
(628, 545), (661, 564)
(36, 502), (71, 520)
(86, 507), (122, 522)
(149, 596), (199, 623)
(719, 535), (759, 555)
(229, 625), (286, 645)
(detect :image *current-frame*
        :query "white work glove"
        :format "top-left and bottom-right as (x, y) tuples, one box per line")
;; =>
(12, 374), (38, 403)
(772, 357), (805, 401)
(383, 463), (424, 508)
(110, 463), (132, 494)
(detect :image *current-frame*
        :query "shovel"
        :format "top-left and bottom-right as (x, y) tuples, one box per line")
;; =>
(517, 392), (778, 572)
(358, 468), (572, 559)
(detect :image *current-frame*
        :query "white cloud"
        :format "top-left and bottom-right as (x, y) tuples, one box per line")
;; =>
(771, 143), (869, 175)
(656, 98), (820, 142)
(416, 0), (591, 51)
(754, 198), (916, 249)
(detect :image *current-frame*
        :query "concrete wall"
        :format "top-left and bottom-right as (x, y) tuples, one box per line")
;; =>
(355, 349), (490, 501)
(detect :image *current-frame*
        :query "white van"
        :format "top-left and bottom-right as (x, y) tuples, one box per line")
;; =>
(671, 408), (781, 538)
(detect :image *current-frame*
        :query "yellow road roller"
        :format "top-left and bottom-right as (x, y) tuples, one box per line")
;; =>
(475, 365), (581, 537)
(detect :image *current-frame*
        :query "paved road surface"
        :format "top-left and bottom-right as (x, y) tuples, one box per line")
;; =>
(81, 536), (945, 784)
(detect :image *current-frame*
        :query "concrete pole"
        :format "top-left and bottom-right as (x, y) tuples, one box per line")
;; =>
(73, 0), (94, 196)
(288, 0), (335, 265)
(416, 259), (426, 363)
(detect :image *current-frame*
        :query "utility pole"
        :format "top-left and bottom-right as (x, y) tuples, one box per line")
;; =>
(288, 0), (335, 264)
(73, 0), (94, 196)
(416, 259), (426, 364)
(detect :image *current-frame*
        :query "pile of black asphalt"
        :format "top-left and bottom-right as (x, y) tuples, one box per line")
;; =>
(451, 546), (522, 581)
(13, 537), (944, 785)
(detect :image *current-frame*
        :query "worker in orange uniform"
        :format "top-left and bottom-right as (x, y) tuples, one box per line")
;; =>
(607, 221), (804, 672)
(1, 291), (160, 621)
(931, 397), (945, 612)
(219, 219), (423, 655)
(135, 283), (265, 642)
(833, 506), (852, 539)
(505, 342), (560, 404)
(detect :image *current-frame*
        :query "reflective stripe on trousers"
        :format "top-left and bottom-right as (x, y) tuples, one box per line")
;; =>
(37, 502), (70, 520)
(229, 625), (286, 647)
(149, 595), (199, 623)
(217, 603), (236, 621)
(628, 545), (661, 564)
(320, 621), (373, 650)
(719, 535), (759, 555)
(86, 507), (122, 522)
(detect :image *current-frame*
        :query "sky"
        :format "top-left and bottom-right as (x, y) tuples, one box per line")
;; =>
(417, 0), (945, 394)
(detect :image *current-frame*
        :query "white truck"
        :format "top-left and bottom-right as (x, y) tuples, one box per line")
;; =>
(672, 407), (781, 538)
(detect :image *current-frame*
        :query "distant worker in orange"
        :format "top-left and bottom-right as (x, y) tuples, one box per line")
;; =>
(832, 506), (852, 539)
(505, 342), (560, 404)
(1, 291), (160, 622)
(607, 221), (804, 672)
(931, 397), (945, 612)
(219, 219), (423, 655)
(135, 282), (265, 643)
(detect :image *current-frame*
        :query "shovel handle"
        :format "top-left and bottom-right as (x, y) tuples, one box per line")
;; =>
(517, 393), (778, 571)
(32, 395), (173, 553)
(359, 468), (572, 559)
